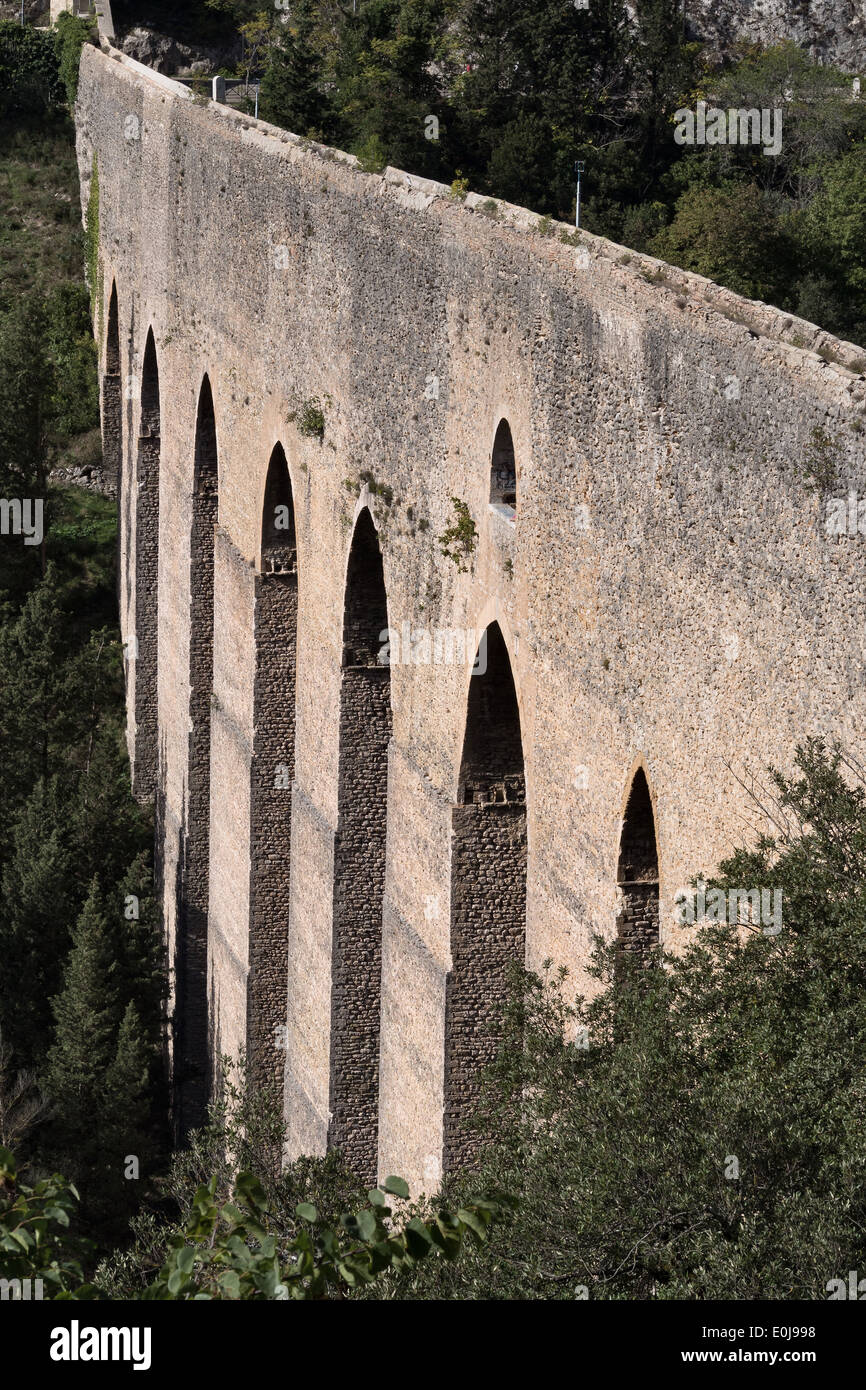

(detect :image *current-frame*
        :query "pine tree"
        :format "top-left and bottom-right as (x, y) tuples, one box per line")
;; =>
(116, 852), (166, 1062)
(0, 778), (75, 1069)
(101, 1001), (152, 1201)
(69, 713), (152, 898)
(260, 0), (332, 140)
(44, 876), (161, 1235)
(44, 879), (125, 1231)
(0, 292), (51, 492)
(0, 567), (74, 835)
(45, 878), (121, 1117)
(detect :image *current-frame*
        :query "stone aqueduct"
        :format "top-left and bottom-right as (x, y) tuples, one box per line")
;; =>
(76, 41), (866, 1189)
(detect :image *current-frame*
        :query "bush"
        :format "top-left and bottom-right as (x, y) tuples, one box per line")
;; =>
(0, 21), (62, 117)
(54, 12), (94, 107)
(650, 182), (793, 303)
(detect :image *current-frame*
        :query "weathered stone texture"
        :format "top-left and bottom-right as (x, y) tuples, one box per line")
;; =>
(444, 624), (526, 1171)
(248, 567), (297, 1097)
(688, 0), (865, 73)
(328, 514), (392, 1181)
(176, 385), (217, 1135)
(132, 333), (160, 800)
(76, 43), (866, 1189)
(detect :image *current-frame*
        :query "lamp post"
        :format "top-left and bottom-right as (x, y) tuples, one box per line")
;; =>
(574, 161), (585, 229)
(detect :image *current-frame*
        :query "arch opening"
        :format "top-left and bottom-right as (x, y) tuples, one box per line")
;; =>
(444, 622), (526, 1173)
(261, 444), (297, 574)
(248, 445), (298, 1117)
(178, 374), (218, 1137)
(328, 509), (392, 1181)
(106, 281), (120, 375)
(615, 767), (660, 963)
(489, 418), (517, 516)
(132, 327), (160, 800)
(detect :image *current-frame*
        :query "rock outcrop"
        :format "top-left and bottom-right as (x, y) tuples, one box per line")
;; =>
(686, 0), (865, 74)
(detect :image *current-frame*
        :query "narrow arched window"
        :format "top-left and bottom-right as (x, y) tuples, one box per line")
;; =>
(615, 768), (660, 963)
(489, 419), (517, 518)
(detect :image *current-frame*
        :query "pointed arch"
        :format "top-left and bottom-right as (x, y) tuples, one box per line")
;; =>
(615, 765), (660, 962)
(177, 373), (218, 1137)
(328, 507), (392, 1181)
(443, 622), (526, 1172)
(132, 326), (160, 800)
(106, 280), (120, 374)
(490, 418), (517, 515)
(248, 443), (298, 1109)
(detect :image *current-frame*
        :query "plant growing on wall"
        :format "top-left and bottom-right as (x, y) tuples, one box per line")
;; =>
(297, 397), (325, 440)
(438, 497), (477, 573)
(54, 12), (94, 107)
(801, 426), (839, 492)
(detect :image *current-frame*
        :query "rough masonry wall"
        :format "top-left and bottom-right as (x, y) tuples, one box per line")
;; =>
(132, 335), (160, 800)
(102, 287), (121, 488)
(248, 570), (297, 1101)
(176, 393), (217, 1135)
(208, 525), (257, 1089)
(328, 515), (392, 1181)
(76, 43), (866, 1190)
(444, 625), (526, 1172)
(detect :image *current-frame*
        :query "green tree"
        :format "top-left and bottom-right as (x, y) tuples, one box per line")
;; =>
(650, 181), (793, 303)
(44, 282), (99, 439)
(0, 568), (80, 822)
(53, 12), (94, 107)
(332, 0), (453, 179)
(708, 43), (866, 199)
(0, 779), (75, 1070)
(0, 1145), (91, 1296)
(0, 21), (63, 117)
(45, 881), (123, 1115)
(0, 292), (51, 499)
(44, 880), (154, 1235)
(115, 852), (166, 1053)
(789, 145), (866, 344)
(142, 1170), (506, 1299)
(259, 0), (333, 140)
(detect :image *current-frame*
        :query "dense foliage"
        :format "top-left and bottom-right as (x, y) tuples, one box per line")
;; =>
(0, 20), (165, 1252)
(2, 1065), (507, 1298)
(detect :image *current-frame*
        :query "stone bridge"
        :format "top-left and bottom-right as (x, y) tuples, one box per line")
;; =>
(75, 39), (866, 1190)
